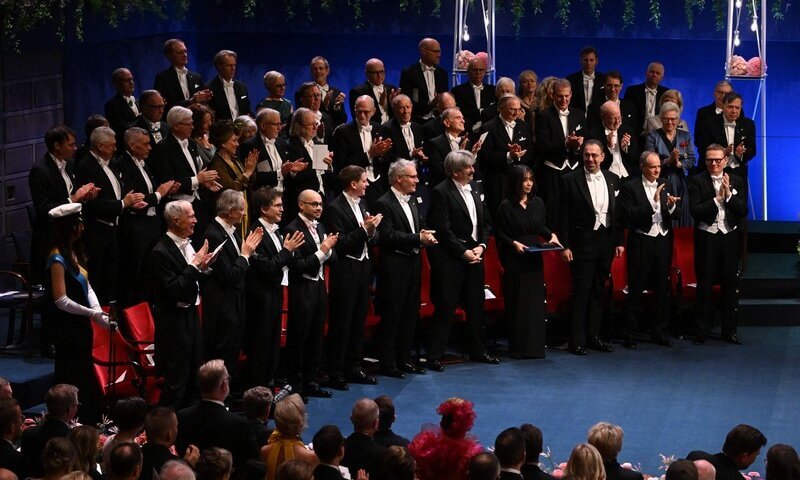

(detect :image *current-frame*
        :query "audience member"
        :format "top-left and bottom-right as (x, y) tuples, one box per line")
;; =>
(566, 46), (605, 114)
(261, 394), (318, 479)
(422, 92), (456, 141)
(74, 114), (110, 167)
(479, 76), (516, 124)
(381, 94), (427, 174)
(373, 395), (410, 448)
(242, 386), (274, 446)
(160, 460), (196, 480)
(687, 424), (767, 480)
(342, 398), (387, 478)
(153, 38), (211, 113)
(470, 452), (502, 480)
(258, 71), (293, 127)
(0, 380), (10, 399)
(107, 442), (143, 480)
(765, 444), (800, 480)
(0, 470), (16, 480)
(20, 385), (79, 476)
(495, 427), (526, 479)
(586, 71), (638, 133)
(284, 108), (334, 217)
(0, 399), (27, 480)
(139, 407), (199, 480)
(195, 448), (233, 480)
(586, 101), (640, 181)
(400, 38), (448, 123)
(383, 446), (416, 480)
(238, 109), (294, 195)
(102, 397), (148, 471)
(693, 80), (732, 144)
(189, 104), (216, 166)
(208, 120), (258, 233)
(276, 459), (315, 480)
(564, 443), (606, 480)
(666, 460), (698, 480)
(304, 56), (347, 128)
(694, 92), (756, 185)
(587, 422), (642, 480)
(623, 62), (669, 131)
(295, 82), (335, 144)
(105, 68), (140, 141)
(69, 425), (102, 480)
(40, 437), (78, 480)
(693, 459), (716, 480)
(131, 90), (169, 149)
(451, 57), (496, 133)
(423, 107), (468, 188)
(312, 425), (347, 480)
(643, 89), (690, 138)
(350, 58), (398, 124)
(520, 424), (555, 480)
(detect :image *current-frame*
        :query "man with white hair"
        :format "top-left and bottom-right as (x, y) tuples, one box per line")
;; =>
(160, 461), (196, 480)
(238, 108), (301, 193)
(400, 38), (448, 123)
(151, 105), (221, 245)
(76, 125), (146, 303)
(150, 200), (215, 409)
(479, 77), (516, 125)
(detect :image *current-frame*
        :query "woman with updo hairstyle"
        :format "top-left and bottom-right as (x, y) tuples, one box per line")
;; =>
(276, 459), (314, 480)
(208, 120), (259, 235)
(235, 115), (258, 142)
(190, 103), (216, 166)
(41, 437), (79, 480)
(195, 447), (234, 480)
(69, 425), (103, 480)
(408, 397), (483, 480)
(644, 88), (690, 136)
(766, 444), (800, 480)
(261, 394), (318, 479)
(258, 71), (294, 127)
(565, 443), (607, 480)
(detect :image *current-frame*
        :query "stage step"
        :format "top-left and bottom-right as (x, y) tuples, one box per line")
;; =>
(739, 298), (800, 326)
(747, 221), (800, 253)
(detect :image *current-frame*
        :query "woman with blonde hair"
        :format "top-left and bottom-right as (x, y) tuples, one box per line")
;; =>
(258, 71), (294, 127)
(517, 70), (539, 115)
(535, 76), (558, 113)
(260, 394), (318, 479)
(565, 443), (607, 480)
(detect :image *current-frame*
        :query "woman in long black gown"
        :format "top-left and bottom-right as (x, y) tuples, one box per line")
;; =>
(494, 165), (561, 359)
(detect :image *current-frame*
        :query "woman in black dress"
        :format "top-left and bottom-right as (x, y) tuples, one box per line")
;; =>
(494, 165), (561, 358)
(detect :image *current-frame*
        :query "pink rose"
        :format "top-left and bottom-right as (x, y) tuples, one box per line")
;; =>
(746, 472), (761, 479)
(475, 51), (490, 65)
(553, 469), (564, 478)
(559, 462), (568, 469)
(729, 55), (748, 75)
(621, 463), (633, 470)
(746, 57), (764, 76)
(456, 50), (475, 70)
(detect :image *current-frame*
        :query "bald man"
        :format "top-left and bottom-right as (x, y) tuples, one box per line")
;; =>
(586, 101), (640, 180)
(400, 38), (449, 123)
(341, 399), (386, 478)
(350, 58), (399, 124)
(422, 92), (457, 141)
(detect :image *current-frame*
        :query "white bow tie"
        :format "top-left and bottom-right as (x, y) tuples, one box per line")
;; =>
(222, 79), (234, 88)
(352, 196), (361, 204)
(265, 223), (279, 234)
(305, 220), (319, 230)
(319, 84), (330, 92)
(176, 67), (188, 75)
(304, 139), (314, 148)
(422, 65), (436, 72)
(150, 123), (161, 132)
(461, 184), (473, 193)
(504, 120), (516, 129)
(646, 87), (658, 95)
(588, 172), (604, 182)
(134, 158), (147, 169)
(398, 194), (411, 203)
(559, 110), (570, 117)
(724, 122), (736, 128)
(583, 73), (595, 81)
(473, 84), (484, 91)
(360, 125), (372, 133)
(264, 138), (276, 145)
(401, 123), (411, 130)
(55, 159), (67, 171)
(178, 139), (189, 149)
(644, 180), (658, 188)
(176, 238), (191, 250)
(711, 175), (723, 183)
(373, 84), (384, 94)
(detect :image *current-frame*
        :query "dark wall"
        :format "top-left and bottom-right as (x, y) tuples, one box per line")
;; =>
(58, 0), (798, 220)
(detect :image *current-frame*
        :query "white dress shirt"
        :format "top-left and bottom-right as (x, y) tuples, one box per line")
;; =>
(604, 129), (629, 178)
(166, 230), (201, 306)
(391, 186), (416, 233)
(214, 216), (246, 261)
(299, 213), (330, 281)
(130, 153), (159, 216)
(585, 169), (609, 230)
(221, 77), (239, 118)
(453, 179), (478, 241)
(697, 175), (735, 234)
(344, 192), (369, 261)
(259, 218), (289, 286)
(175, 67), (191, 100)
(50, 154), (73, 200)
(260, 134), (285, 189)
(639, 178), (671, 237)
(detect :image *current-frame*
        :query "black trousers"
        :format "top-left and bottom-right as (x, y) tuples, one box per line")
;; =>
(536, 165), (572, 230)
(287, 278), (326, 391)
(245, 286), (283, 387)
(376, 252), (421, 368)
(154, 305), (202, 410)
(625, 231), (672, 336)
(694, 228), (741, 336)
(83, 221), (119, 304)
(328, 257), (371, 374)
(568, 227), (614, 346)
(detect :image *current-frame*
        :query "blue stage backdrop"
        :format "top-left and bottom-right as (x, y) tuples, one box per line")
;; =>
(61, 0), (799, 220)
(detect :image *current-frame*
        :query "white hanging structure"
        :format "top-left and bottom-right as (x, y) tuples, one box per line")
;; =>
(452, 0), (496, 87)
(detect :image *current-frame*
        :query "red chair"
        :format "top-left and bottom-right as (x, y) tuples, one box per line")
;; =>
(609, 250), (628, 305)
(280, 286), (289, 348)
(420, 249), (466, 323)
(120, 302), (158, 374)
(542, 250), (572, 317)
(672, 226), (724, 332)
(483, 237), (505, 316)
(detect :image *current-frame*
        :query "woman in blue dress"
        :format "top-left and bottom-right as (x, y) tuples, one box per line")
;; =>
(644, 101), (695, 226)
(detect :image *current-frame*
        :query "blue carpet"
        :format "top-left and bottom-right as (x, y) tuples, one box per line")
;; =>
(305, 326), (800, 476)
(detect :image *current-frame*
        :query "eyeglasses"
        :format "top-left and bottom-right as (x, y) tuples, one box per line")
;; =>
(355, 109), (373, 115)
(302, 201), (324, 207)
(706, 157), (725, 163)
(144, 104), (166, 109)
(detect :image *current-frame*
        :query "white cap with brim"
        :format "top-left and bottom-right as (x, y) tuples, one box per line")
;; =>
(48, 202), (82, 220)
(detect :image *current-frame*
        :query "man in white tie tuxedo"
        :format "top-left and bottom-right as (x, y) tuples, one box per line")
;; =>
(694, 92), (756, 187)
(130, 90), (169, 151)
(688, 144), (748, 345)
(149, 200), (215, 409)
(451, 57), (496, 134)
(559, 140), (624, 355)
(76, 126), (146, 304)
(400, 38), (449, 123)
(566, 46), (605, 116)
(153, 38), (212, 114)
(105, 68), (140, 143)
(585, 71), (639, 134)
(586, 101), (640, 180)
(693, 80), (733, 146)
(424, 107), (472, 189)
(350, 58), (399, 125)
(206, 50), (252, 121)
(623, 62), (669, 132)
(302, 56), (347, 129)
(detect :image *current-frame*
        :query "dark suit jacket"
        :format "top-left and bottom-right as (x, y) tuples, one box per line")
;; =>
(558, 168), (624, 253)
(176, 400), (259, 468)
(500, 471), (525, 480)
(207, 76), (253, 120)
(382, 118), (424, 164)
(20, 417), (71, 477)
(314, 464), (346, 480)
(422, 115), (445, 141)
(246, 220), (293, 294)
(75, 155), (124, 224)
(586, 98), (638, 132)
(0, 438), (29, 480)
(623, 83), (668, 127)
(688, 172), (748, 228)
(399, 62), (449, 121)
(341, 432), (387, 478)
(423, 134), (455, 188)
(201, 219), (249, 323)
(295, 85), (347, 127)
(150, 134), (203, 198)
(566, 70), (606, 113)
(521, 463), (556, 480)
(153, 67), (205, 112)
(604, 460), (645, 480)
(535, 105), (585, 168)
(586, 124), (641, 176)
(29, 154), (75, 231)
(427, 179), (489, 262)
(331, 121), (389, 175)
(349, 81), (398, 121)
(451, 81), (497, 130)
(695, 114), (756, 168)
(149, 234), (203, 312)
(619, 176), (681, 232)
(373, 428), (410, 449)
(478, 116), (533, 174)
(687, 451), (745, 480)
(238, 134), (290, 190)
(117, 150), (162, 210)
(693, 102), (719, 144)
(129, 116), (169, 151)
(139, 442), (178, 480)
(105, 93), (139, 139)
(285, 135), (328, 197)
(285, 216), (337, 283)
(324, 193), (380, 262)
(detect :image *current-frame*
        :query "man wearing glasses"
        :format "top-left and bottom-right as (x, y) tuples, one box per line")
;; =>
(400, 37), (448, 123)
(130, 90), (169, 151)
(105, 67), (140, 142)
(451, 57), (496, 134)
(350, 58), (398, 124)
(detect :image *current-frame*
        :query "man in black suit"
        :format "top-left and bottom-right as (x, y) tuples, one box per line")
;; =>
(323, 166), (382, 390)
(566, 46), (605, 115)
(350, 58), (398, 125)
(687, 424), (766, 480)
(520, 424), (555, 480)
(300, 56), (347, 128)
(313, 426), (347, 480)
(153, 38), (211, 113)
(242, 387), (274, 446)
(478, 77), (516, 126)
(534, 79), (585, 229)
(586, 71), (639, 133)
(245, 187), (304, 388)
(619, 152), (680, 348)
(139, 407), (199, 480)
(149, 200), (214, 409)
(623, 62), (669, 132)
(424, 107), (468, 190)
(494, 427), (526, 480)
(471, 453), (502, 480)
(176, 360), (259, 473)
(105, 68), (140, 142)
(0, 398), (28, 480)
(150, 106), (222, 246)
(76, 126), (146, 304)
(451, 57), (496, 134)
(373, 395), (411, 448)
(239, 108), (304, 198)
(20, 384), (77, 477)
(400, 38), (449, 123)
(296, 82), (335, 145)
(559, 140), (624, 355)
(29, 125), (98, 284)
(693, 80), (732, 146)
(588, 423), (644, 480)
(689, 145), (748, 344)
(117, 127), (177, 306)
(130, 90), (169, 151)
(666, 461), (700, 480)
(477, 94), (532, 215)
(374, 160), (437, 377)
(284, 108), (335, 218)
(587, 101), (640, 181)
(284, 189), (338, 399)
(694, 92), (756, 184)
(422, 92), (457, 141)
(426, 150), (500, 371)
(382, 94), (426, 166)
(201, 190), (263, 379)
(341, 398), (387, 479)
(331, 96), (393, 208)
(207, 50), (252, 121)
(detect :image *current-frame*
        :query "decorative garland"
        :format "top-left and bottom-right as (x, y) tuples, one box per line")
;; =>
(0, 0), (789, 51)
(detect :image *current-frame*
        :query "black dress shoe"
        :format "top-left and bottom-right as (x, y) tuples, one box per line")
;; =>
(327, 373), (349, 391)
(651, 335), (672, 347)
(622, 336), (638, 349)
(349, 368), (379, 385)
(427, 359), (445, 372)
(400, 362), (427, 375)
(722, 334), (743, 345)
(569, 344), (587, 356)
(587, 337), (613, 352)
(304, 384), (332, 398)
(381, 368), (406, 379)
(472, 353), (501, 364)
